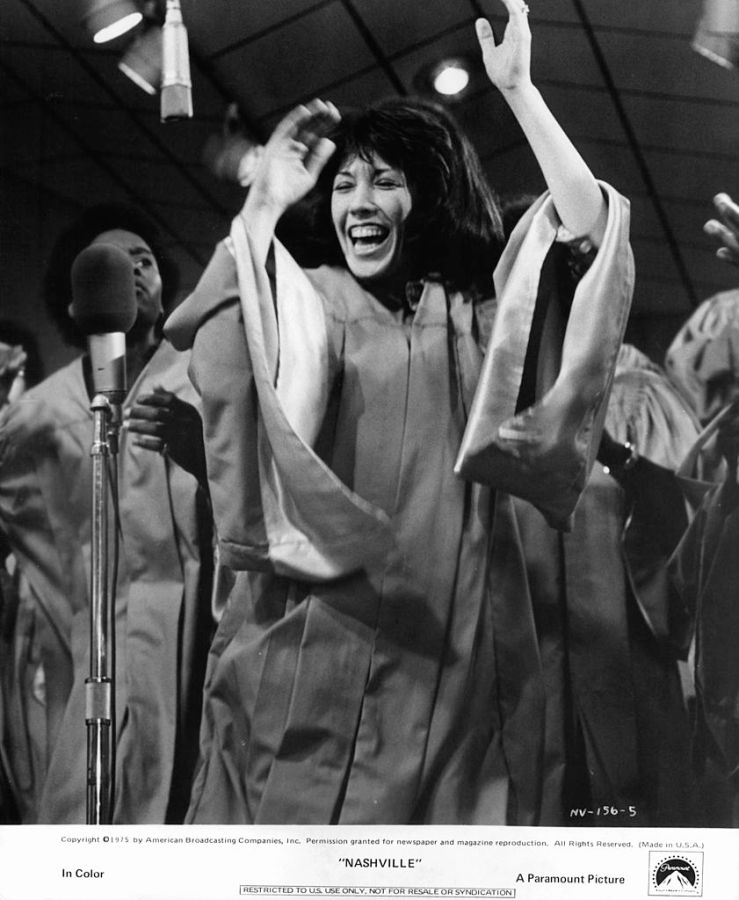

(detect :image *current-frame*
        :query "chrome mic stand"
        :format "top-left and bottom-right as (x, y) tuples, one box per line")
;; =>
(70, 241), (137, 825)
(86, 393), (122, 825)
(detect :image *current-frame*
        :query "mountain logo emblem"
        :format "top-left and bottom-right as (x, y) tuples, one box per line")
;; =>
(649, 854), (702, 896)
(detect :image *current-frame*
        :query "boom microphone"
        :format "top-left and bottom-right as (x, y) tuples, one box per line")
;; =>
(71, 243), (137, 400)
(160, 0), (193, 122)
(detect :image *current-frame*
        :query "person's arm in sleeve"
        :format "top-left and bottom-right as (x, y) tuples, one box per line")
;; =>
(476, 0), (607, 247)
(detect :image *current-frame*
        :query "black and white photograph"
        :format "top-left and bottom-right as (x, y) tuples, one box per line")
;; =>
(0, 0), (738, 897)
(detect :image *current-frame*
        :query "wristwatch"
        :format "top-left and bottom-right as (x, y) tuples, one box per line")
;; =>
(603, 440), (638, 476)
(620, 440), (639, 471)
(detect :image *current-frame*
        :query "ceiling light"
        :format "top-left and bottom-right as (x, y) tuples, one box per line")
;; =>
(432, 61), (471, 96)
(693, 0), (739, 69)
(413, 55), (478, 102)
(118, 25), (162, 94)
(84, 0), (143, 44)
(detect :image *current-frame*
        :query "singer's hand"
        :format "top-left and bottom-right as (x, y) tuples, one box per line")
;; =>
(124, 386), (207, 486)
(245, 98), (340, 221)
(476, 1), (532, 94)
(0, 342), (27, 407)
(704, 192), (739, 268)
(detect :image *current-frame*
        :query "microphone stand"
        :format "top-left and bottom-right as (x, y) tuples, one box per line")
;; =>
(86, 392), (122, 825)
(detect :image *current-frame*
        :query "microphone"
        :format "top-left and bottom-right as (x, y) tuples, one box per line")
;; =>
(160, 0), (193, 122)
(71, 243), (138, 401)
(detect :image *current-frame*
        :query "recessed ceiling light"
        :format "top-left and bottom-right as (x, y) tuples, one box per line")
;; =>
(432, 60), (471, 97)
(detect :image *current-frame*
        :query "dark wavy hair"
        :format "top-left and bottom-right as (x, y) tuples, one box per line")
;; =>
(288, 97), (504, 292)
(43, 203), (179, 348)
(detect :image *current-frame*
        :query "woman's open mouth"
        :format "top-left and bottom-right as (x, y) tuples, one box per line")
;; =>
(348, 224), (390, 256)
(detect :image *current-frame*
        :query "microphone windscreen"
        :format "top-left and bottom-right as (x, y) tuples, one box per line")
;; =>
(70, 243), (138, 335)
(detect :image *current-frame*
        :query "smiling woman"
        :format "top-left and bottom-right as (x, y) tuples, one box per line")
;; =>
(164, 0), (633, 826)
(331, 155), (412, 286)
(303, 95), (505, 298)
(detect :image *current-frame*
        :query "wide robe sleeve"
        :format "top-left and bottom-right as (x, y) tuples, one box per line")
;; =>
(165, 218), (394, 582)
(455, 182), (634, 530)
(670, 472), (739, 782)
(664, 288), (739, 424)
(669, 409), (739, 781)
(0, 371), (91, 821)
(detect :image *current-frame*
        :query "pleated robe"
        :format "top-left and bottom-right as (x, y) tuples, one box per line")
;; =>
(670, 410), (739, 826)
(178, 259), (543, 824)
(512, 360), (701, 826)
(168, 189), (633, 825)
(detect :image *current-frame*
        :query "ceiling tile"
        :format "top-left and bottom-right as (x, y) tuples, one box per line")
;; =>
(630, 276), (695, 316)
(2, 44), (117, 105)
(579, 0), (701, 34)
(481, 145), (546, 201)
(629, 195), (716, 243)
(643, 147), (738, 203)
(541, 85), (624, 142)
(600, 31), (739, 103)
(681, 245), (739, 292)
(625, 95), (739, 159)
(355, 0), (471, 58)
(2, 0), (53, 44)
(258, 66), (401, 132)
(101, 156), (218, 208)
(212, 2), (376, 120)
(182, 0), (322, 58)
(0, 105), (85, 167)
(155, 204), (230, 248)
(2, 0), (88, 47)
(29, 156), (132, 205)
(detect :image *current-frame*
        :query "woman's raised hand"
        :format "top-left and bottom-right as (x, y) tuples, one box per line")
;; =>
(247, 98), (341, 219)
(475, 0), (532, 93)
(704, 193), (739, 269)
(0, 343), (27, 407)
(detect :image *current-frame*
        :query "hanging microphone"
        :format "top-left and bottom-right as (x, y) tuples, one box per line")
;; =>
(71, 243), (138, 401)
(161, 0), (193, 122)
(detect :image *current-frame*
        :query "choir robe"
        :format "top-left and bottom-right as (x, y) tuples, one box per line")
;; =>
(0, 340), (213, 823)
(166, 188), (632, 825)
(512, 358), (701, 826)
(670, 409), (739, 826)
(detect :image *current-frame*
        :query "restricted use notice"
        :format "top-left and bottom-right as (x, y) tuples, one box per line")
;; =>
(0, 825), (737, 900)
(238, 888), (515, 897)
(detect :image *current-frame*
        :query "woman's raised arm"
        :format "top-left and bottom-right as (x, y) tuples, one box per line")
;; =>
(476, 0), (607, 246)
(240, 98), (340, 264)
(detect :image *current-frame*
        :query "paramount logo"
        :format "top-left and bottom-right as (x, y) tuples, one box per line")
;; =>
(648, 853), (703, 897)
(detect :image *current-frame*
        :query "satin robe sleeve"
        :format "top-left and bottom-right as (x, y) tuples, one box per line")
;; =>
(669, 473), (739, 780)
(455, 182), (635, 531)
(165, 226), (394, 583)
